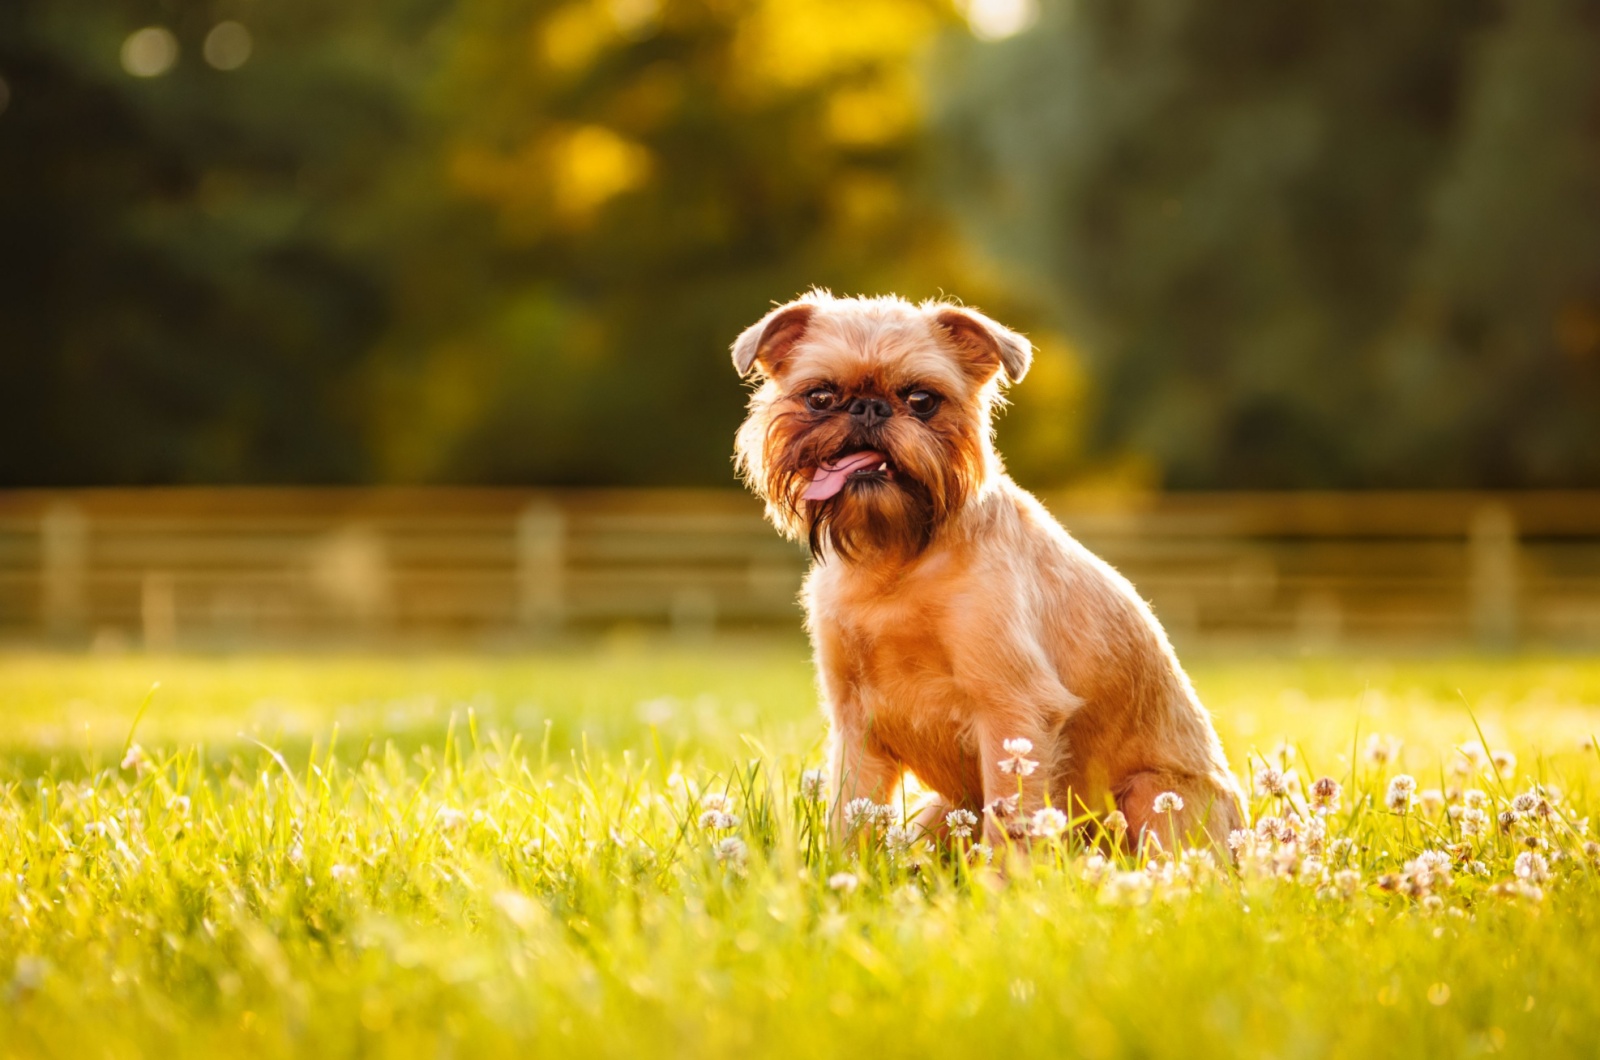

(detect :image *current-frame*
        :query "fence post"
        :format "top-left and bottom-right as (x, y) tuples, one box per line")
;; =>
(1469, 503), (1518, 649)
(41, 501), (88, 638)
(517, 500), (565, 635)
(141, 571), (177, 651)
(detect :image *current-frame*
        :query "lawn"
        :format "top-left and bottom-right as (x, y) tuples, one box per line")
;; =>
(2, 644), (1599, 1058)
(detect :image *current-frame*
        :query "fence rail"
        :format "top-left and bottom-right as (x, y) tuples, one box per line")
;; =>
(3, 488), (1600, 649)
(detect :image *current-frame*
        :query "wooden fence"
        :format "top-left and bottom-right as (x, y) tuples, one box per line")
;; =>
(2, 488), (1600, 650)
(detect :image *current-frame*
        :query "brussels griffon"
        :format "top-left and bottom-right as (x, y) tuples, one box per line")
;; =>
(732, 290), (1244, 850)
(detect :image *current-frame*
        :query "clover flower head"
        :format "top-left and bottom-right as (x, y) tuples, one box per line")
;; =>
(1498, 809), (1519, 833)
(842, 797), (882, 833)
(1310, 776), (1342, 814)
(799, 769), (827, 801)
(700, 792), (732, 814)
(1030, 807), (1069, 838)
(1364, 734), (1402, 765)
(983, 794), (1019, 820)
(1419, 789), (1446, 816)
(714, 836), (748, 869)
(828, 872), (858, 893)
(1254, 767), (1291, 798)
(1491, 750), (1517, 779)
(120, 744), (150, 774)
(1333, 868), (1362, 897)
(998, 738), (1040, 776)
(167, 795), (191, 817)
(944, 808), (979, 840)
(1152, 791), (1184, 815)
(1511, 792), (1539, 815)
(699, 810), (740, 831)
(1464, 788), (1490, 809)
(436, 806), (467, 831)
(884, 824), (915, 857)
(1102, 810), (1129, 835)
(1458, 806), (1489, 837)
(1514, 851), (1549, 883)
(1385, 774), (1417, 813)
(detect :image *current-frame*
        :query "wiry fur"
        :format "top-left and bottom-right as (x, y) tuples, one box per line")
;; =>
(732, 290), (1245, 851)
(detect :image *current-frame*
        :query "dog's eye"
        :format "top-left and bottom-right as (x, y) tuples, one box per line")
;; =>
(804, 389), (838, 412)
(905, 390), (941, 418)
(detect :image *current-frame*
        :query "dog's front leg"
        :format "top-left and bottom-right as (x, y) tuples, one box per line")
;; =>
(825, 713), (903, 843)
(975, 719), (1056, 849)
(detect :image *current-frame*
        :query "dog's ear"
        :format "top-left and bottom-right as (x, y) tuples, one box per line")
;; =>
(731, 302), (817, 379)
(931, 306), (1032, 383)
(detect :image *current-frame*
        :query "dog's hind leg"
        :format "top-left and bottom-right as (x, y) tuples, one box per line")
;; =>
(1115, 770), (1242, 853)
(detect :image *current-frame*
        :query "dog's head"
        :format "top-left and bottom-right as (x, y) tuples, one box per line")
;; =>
(731, 290), (1032, 560)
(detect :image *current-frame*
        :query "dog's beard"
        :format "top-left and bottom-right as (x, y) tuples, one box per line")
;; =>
(740, 407), (985, 562)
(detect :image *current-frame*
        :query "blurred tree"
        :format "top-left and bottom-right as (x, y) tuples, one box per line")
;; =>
(0, 0), (444, 484)
(364, 0), (982, 486)
(934, 0), (1600, 488)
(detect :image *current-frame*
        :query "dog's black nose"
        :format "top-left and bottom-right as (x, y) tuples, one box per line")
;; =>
(847, 397), (893, 427)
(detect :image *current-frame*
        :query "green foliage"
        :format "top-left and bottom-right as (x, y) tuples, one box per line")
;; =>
(935, 0), (1600, 487)
(1, 650), (1600, 1056)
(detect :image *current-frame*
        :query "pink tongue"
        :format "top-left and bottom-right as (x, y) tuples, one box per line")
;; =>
(803, 451), (887, 501)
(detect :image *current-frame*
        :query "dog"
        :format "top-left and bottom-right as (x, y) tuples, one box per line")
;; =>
(732, 290), (1245, 851)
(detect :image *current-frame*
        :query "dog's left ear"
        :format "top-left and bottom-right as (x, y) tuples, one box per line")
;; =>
(732, 302), (817, 379)
(931, 307), (1032, 383)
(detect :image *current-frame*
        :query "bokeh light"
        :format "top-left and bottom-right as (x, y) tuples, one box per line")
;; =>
(120, 27), (179, 78)
(203, 22), (253, 72)
(962, 0), (1039, 42)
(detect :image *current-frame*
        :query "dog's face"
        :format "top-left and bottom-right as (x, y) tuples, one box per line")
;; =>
(732, 292), (1032, 559)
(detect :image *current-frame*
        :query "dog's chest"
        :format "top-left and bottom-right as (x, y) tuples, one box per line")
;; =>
(811, 564), (979, 761)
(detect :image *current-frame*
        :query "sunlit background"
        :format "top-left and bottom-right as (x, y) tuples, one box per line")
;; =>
(2, 0), (1598, 649)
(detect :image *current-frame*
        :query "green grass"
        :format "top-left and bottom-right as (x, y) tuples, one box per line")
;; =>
(2, 645), (1599, 1058)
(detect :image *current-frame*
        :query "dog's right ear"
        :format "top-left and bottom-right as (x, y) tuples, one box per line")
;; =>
(731, 302), (816, 379)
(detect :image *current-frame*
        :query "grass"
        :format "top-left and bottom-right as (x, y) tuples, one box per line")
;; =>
(2, 644), (1599, 1058)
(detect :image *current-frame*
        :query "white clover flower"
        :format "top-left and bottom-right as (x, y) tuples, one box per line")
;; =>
(1310, 776), (1342, 815)
(1152, 791), (1184, 815)
(983, 794), (1019, 820)
(1333, 868), (1362, 897)
(1455, 741), (1489, 775)
(1254, 768), (1291, 799)
(436, 807), (467, 831)
(1491, 750), (1517, 779)
(1030, 807), (1069, 838)
(1002, 737), (1034, 757)
(1227, 829), (1256, 858)
(698, 810), (739, 831)
(827, 872), (858, 893)
(843, 797), (879, 832)
(884, 825), (915, 857)
(944, 808), (979, 840)
(1514, 851), (1549, 883)
(1102, 871), (1152, 905)
(1102, 810), (1129, 835)
(167, 795), (191, 817)
(1464, 788), (1489, 809)
(1582, 841), (1600, 861)
(968, 843), (994, 867)
(120, 744), (150, 774)
(1498, 809), (1519, 833)
(1385, 775), (1417, 813)
(1458, 807), (1489, 838)
(998, 754), (1039, 777)
(1419, 789), (1446, 816)
(799, 769), (826, 801)
(700, 792), (732, 814)
(329, 863), (356, 882)
(1364, 734), (1402, 765)
(714, 836), (748, 869)
(1511, 792), (1539, 815)
(1081, 854), (1110, 884)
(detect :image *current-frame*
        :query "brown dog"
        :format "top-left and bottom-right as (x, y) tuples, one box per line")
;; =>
(732, 290), (1244, 850)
